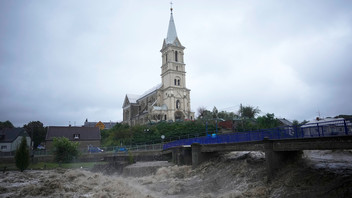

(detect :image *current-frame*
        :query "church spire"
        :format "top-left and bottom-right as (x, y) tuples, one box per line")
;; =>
(166, 4), (178, 44)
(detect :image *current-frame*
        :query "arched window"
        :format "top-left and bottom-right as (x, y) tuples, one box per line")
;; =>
(166, 53), (168, 62)
(176, 100), (180, 109)
(177, 79), (180, 86)
(174, 79), (177, 85)
(175, 51), (178, 62)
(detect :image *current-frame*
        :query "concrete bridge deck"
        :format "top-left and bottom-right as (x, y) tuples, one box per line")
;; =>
(164, 135), (352, 181)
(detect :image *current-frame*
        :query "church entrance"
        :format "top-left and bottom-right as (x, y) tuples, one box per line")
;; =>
(174, 111), (184, 121)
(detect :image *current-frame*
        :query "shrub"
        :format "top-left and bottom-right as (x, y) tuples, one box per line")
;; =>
(52, 137), (79, 163)
(15, 136), (30, 172)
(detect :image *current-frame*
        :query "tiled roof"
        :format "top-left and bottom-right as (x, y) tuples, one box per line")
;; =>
(0, 128), (28, 143)
(46, 126), (100, 141)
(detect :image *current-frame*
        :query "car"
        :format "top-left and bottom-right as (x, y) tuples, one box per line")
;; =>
(115, 147), (128, 153)
(88, 146), (104, 153)
(37, 145), (45, 150)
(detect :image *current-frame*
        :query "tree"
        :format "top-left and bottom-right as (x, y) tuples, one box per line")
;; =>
(257, 113), (279, 129)
(52, 137), (79, 163)
(197, 106), (213, 120)
(238, 104), (260, 119)
(292, 120), (300, 126)
(197, 106), (207, 119)
(218, 111), (237, 120)
(212, 106), (218, 119)
(15, 136), (30, 172)
(23, 121), (46, 149)
(0, 120), (14, 130)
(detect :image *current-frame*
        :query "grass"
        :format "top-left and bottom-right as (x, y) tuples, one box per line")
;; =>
(0, 161), (108, 171)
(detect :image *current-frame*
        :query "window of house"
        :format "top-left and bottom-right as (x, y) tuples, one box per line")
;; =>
(73, 134), (80, 140)
(175, 51), (178, 62)
(1, 145), (7, 150)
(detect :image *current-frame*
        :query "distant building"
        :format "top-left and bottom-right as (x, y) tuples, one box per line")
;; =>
(122, 8), (194, 126)
(301, 117), (352, 137)
(84, 119), (117, 130)
(277, 118), (293, 126)
(0, 128), (31, 153)
(45, 126), (101, 151)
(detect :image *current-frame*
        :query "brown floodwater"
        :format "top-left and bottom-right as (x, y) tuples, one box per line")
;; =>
(1, 151), (352, 198)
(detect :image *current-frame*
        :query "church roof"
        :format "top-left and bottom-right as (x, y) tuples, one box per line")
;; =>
(126, 94), (140, 104)
(166, 13), (178, 44)
(138, 83), (162, 100)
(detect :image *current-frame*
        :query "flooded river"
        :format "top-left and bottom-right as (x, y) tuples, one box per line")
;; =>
(1, 150), (352, 198)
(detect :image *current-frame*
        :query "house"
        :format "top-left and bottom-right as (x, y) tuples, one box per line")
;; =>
(0, 128), (31, 153)
(301, 117), (351, 137)
(122, 7), (194, 126)
(45, 126), (101, 151)
(84, 119), (117, 130)
(277, 118), (293, 126)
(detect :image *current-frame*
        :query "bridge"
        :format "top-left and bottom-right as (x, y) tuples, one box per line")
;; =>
(162, 119), (352, 180)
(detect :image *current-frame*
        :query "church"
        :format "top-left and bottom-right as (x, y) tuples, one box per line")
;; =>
(122, 8), (195, 126)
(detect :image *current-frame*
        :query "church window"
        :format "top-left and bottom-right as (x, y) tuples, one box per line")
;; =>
(174, 79), (177, 85)
(176, 66), (178, 71)
(164, 115), (167, 120)
(166, 54), (168, 62)
(176, 100), (180, 109)
(175, 51), (178, 62)
(178, 79), (180, 86)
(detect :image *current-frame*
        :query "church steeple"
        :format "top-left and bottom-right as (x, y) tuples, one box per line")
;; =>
(166, 12), (177, 44)
(163, 5), (183, 48)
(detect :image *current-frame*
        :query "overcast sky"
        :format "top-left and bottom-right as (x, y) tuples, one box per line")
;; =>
(1, 0), (351, 127)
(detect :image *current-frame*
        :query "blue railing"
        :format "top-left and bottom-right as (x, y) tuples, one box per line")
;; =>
(163, 119), (352, 150)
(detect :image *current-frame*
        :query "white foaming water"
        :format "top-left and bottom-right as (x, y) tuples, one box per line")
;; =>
(1, 151), (352, 197)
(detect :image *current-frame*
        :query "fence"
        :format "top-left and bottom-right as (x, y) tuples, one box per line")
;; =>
(163, 119), (352, 150)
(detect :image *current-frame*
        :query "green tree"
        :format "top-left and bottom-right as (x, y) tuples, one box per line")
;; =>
(23, 121), (46, 149)
(257, 113), (279, 129)
(15, 136), (30, 172)
(52, 137), (79, 163)
(292, 120), (300, 126)
(238, 104), (261, 119)
(0, 120), (14, 130)
(218, 111), (237, 120)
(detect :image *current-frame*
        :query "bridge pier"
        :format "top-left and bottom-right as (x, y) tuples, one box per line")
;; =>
(264, 138), (302, 181)
(171, 146), (192, 165)
(192, 143), (218, 169)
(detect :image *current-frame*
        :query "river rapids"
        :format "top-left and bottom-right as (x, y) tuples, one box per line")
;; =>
(1, 150), (352, 198)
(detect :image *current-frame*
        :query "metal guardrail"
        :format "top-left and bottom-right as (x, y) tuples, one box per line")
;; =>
(163, 119), (352, 150)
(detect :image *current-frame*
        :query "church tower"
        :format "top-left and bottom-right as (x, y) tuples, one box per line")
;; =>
(159, 7), (194, 121)
(122, 6), (194, 125)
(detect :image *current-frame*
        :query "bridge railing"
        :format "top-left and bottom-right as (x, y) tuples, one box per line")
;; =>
(163, 119), (352, 150)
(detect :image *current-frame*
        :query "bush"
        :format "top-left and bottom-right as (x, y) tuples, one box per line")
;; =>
(52, 137), (79, 163)
(15, 136), (30, 172)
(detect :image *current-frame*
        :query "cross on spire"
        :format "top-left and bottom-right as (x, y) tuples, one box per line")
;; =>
(170, 1), (173, 13)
